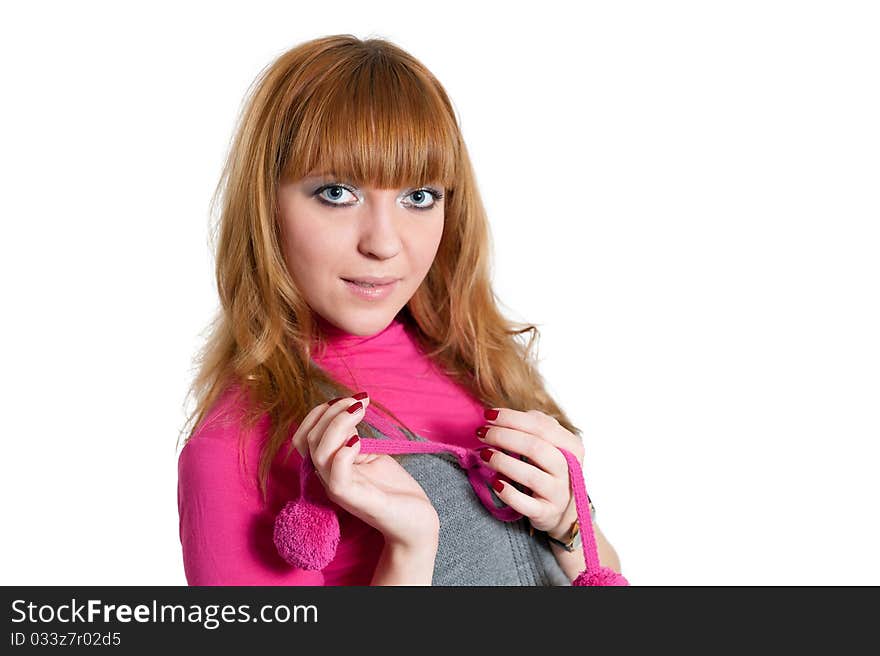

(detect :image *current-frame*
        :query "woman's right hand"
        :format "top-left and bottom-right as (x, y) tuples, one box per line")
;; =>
(291, 392), (440, 553)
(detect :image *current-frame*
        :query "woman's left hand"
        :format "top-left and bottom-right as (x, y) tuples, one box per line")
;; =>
(477, 407), (585, 539)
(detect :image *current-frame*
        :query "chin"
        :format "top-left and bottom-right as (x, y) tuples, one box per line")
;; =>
(334, 312), (394, 336)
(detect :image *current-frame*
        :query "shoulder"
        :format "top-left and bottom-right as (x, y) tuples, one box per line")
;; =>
(189, 383), (258, 441)
(177, 384), (272, 494)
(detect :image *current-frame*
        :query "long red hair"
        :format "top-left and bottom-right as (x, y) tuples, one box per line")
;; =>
(178, 34), (581, 502)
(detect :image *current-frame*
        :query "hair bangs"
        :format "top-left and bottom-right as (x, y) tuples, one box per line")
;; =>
(282, 56), (458, 191)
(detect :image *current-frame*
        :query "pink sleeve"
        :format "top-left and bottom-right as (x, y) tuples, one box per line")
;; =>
(177, 432), (325, 586)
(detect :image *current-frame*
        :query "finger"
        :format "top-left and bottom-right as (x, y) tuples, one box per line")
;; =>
(484, 407), (582, 458)
(311, 394), (370, 470)
(484, 406), (558, 435)
(291, 402), (334, 457)
(479, 447), (557, 500)
(489, 474), (546, 519)
(305, 393), (369, 456)
(476, 424), (568, 479)
(326, 433), (362, 493)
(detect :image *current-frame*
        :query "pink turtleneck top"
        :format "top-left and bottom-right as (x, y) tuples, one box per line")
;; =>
(177, 313), (488, 585)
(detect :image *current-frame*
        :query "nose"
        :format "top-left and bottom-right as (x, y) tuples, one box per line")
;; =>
(356, 190), (403, 260)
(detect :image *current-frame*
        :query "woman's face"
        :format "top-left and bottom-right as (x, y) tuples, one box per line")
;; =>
(277, 173), (445, 336)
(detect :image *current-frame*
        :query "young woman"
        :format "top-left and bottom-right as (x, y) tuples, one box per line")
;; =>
(177, 34), (623, 585)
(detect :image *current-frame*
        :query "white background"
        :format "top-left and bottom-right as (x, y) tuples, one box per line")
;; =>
(1, 1), (877, 586)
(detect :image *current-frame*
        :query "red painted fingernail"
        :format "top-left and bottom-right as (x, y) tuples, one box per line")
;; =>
(480, 448), (494, 462)
(353, 391), (369, 400)
(346, 401), (363, 414)
(328, 397), (344, 405)
(491, 477), (504, 493)
(476, 426), (489, 439)
(346, 435), (359, 447)
(484, 408), (499, 421)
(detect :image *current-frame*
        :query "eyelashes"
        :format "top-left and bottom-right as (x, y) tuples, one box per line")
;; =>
(312, 183), (445, 211)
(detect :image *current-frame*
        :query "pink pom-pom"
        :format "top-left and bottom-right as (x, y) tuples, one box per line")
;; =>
(572, 567), (630, 586)
(273, 498), (340, 570)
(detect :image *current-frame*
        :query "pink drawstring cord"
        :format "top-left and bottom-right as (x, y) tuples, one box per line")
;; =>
(274, 435), (629, 586)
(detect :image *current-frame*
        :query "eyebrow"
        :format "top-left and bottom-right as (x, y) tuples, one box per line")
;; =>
(302, 174), (444, 190)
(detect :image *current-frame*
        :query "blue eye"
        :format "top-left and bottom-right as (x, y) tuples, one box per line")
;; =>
(313, 183), (444, 211)
(404, 188), (444, 211)
(316, 184), (358, 205)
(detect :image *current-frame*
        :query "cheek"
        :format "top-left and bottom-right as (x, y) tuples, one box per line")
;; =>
(284, 233), (341, 304)
(281, 218), (344, 282)
(413, 219), (444, 269)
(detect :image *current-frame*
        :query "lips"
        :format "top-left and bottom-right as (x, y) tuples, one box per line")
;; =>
(341, 276), (398, 286)
(342, 277), (398, 300)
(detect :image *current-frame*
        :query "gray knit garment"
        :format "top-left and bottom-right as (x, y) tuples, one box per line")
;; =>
(355, 420), (572, 586)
